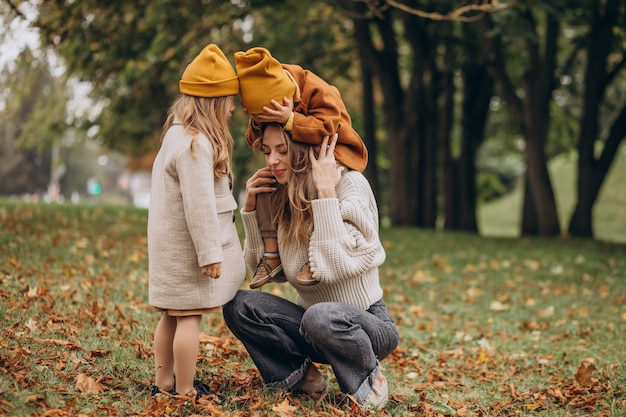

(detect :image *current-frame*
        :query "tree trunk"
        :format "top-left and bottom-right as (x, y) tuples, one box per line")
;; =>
(352, 3), (430, 226)
(520, 174), (538, 236)
(404, 12), (439, 228)
(421, 54), (439, 228)
(441, 60), (457, 230)
(482, 10), (561, 237)
(359, 45), (380, 207)
(458, 64), (492, 232)
(351, 4), (414, 225)
(523, 138), (560, 236)
(568, 0), (626, 238)
(569, 104), (626, 237)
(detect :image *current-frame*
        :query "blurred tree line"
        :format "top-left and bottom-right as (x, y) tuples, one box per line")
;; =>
(2, 0), (625, 239)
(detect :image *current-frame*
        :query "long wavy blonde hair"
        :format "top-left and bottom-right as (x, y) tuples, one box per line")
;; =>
(258, 123), (318, 244)
(160, 94), (234, 178)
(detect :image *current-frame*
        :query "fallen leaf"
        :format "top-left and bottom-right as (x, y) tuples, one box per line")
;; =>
(536, 305), (555, 318)
(489, 300), (508, 311)
(574, 362), (596, 385)
(89, 350), (110, 358)
(75, 373), (103, 393)
(525, 402), (541, 410)
(523, 259), (541, 271)
(431, 402), (456, 415)
(26, 286), (38, 298)
(25, 318), (38, 332)
(272, 398), (297, 416)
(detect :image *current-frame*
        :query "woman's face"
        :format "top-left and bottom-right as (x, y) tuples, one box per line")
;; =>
(261, 125), (290, 184)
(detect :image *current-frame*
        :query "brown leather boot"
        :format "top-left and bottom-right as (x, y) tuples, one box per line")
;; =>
(295, 262), (320, 286)
(250, 255), (283, 289)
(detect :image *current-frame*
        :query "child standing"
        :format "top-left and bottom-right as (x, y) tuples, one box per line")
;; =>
(148, 44), (245, 399)
(235, 46), (368, 289)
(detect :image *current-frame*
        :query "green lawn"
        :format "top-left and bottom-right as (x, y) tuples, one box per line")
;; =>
(1, 201), (624, 416)
(479, 145), (626, 243)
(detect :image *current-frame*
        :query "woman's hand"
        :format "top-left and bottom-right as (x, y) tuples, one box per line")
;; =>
(310, 133), (343, 199)
(243, 167), (276, 212)
(250, 97), (294, 125)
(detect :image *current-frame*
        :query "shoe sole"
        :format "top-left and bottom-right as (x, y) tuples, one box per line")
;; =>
(250, 266), (283, 289)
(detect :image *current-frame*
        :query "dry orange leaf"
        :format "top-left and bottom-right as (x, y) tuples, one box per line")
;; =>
(75, 373), (103, 393)
(525, 402), (541, 410)
(574, 362), (596, 385)
(25, 394), (46, 404)
(272, 398), (298, 416)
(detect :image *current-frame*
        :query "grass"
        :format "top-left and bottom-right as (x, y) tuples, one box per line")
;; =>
(1, 200), (625, 416)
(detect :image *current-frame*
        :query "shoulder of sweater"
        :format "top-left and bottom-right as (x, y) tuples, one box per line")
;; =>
(337, 171), (372, 196)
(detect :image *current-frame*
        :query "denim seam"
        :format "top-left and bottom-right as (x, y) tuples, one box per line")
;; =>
(265, 357), (311, 390)
(353, 363), (380, 402)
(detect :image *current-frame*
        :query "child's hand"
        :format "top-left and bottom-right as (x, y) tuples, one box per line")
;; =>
(251, 97), (293, 125)
(202, 263), (222, 279)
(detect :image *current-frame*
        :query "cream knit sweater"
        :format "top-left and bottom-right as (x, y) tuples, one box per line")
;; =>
(241, 170), (385, 309)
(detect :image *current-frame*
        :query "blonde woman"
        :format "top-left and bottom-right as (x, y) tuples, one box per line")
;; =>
(148, 44), (245, 399)
(235, 46), (369, 289)
(223, 123), (398, 410)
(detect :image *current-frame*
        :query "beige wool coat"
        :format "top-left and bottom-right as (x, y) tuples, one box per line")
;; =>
(148, 122), (245, 310)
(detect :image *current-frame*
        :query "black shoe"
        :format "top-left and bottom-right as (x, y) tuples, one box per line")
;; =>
(151, 384), (177, 397)
(193, 380), (224, 403)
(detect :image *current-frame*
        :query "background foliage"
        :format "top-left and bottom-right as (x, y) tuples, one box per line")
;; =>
(1, 1), (625, 237)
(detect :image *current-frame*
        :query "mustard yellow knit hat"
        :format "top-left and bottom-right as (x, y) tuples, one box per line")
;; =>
(235, 47), (296, 114)
(179, 44), (239, 97)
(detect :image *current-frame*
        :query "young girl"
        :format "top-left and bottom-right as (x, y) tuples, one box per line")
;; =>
(224, 123), (398, 410)
(148, 44), (245, 399)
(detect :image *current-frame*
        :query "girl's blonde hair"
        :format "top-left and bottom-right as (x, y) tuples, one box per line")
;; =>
(160, 94), (234, 178)
(259, 123), (317, 244)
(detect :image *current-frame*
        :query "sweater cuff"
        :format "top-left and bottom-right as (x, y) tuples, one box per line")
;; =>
(311, 198), (344, 240)
(240, 210), (264, 248)
(284, 112), (294, 132)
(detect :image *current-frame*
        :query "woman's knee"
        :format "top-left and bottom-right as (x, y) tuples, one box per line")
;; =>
(300, 303), (340, 337)
(223, 290), (281, 324)
(223, 290), (250, 324)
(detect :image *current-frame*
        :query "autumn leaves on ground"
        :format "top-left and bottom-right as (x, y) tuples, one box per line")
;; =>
(1, 202), (624, 417)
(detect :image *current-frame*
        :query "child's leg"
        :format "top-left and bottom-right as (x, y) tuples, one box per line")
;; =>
(154, 313), (176, 391)
(257, 193), (278, 251)
(173, 315), (201, 396)
(251, 194), (282, 288)
(263, 236), (279, 253)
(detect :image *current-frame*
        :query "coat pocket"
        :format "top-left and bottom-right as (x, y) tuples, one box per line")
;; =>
(219, 211), (236, 249)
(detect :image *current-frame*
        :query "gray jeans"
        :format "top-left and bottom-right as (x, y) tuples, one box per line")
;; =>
(222, 290), (399, 401)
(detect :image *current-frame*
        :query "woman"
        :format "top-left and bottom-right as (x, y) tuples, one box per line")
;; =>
(222, 123), (399, 410)
(234, 46), (369, 289)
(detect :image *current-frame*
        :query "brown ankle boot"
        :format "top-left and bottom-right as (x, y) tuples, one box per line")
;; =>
(296, 262), (319, 286)
(250, 255), (282, 289)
